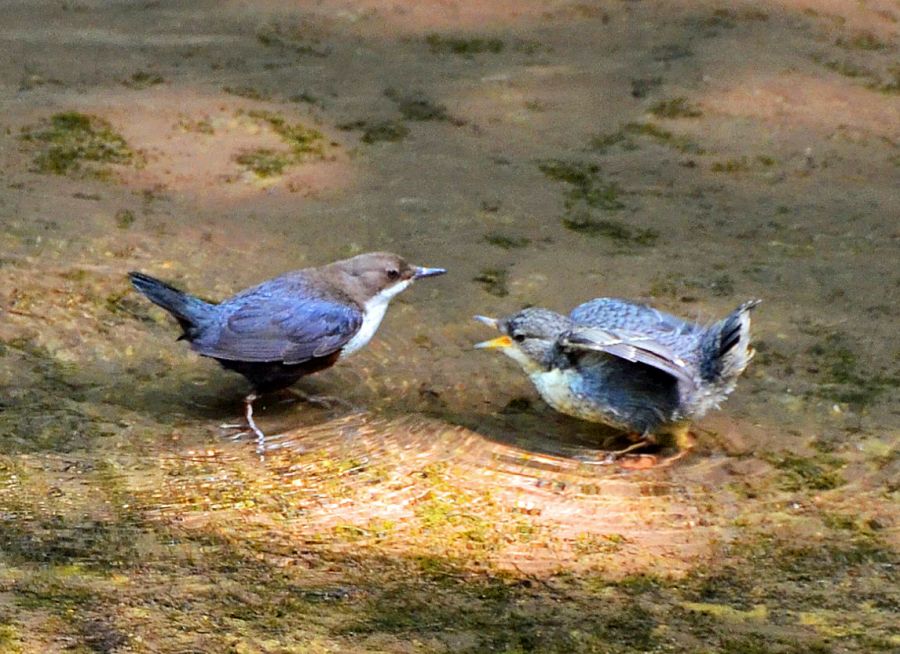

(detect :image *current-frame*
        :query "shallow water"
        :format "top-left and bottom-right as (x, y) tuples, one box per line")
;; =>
(1, 1), (898, 652)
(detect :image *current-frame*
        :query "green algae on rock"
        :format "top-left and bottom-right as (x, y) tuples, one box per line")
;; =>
(20, 112), (133, 178)
(473, 268), (509, 297)
(562, 214), (659, 246)
(649, 97), (703, 119)
(232, 111), (328, 178)
(384, 88), (450, 122)
(484, 233), (531, 249)
(339, 119), (410, 143)
(122, 70), (164, 89)
(222, 85), (271, 101)
(425, 34), (505, 56)
(234, 148), (291, 177)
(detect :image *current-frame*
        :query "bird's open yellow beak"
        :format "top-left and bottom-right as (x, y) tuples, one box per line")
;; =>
(474, 334), (513, 350)
(473, 316), (510, 349)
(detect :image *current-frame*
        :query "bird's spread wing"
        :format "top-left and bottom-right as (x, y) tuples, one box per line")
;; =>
(193, 295), (362, 364)
(570, 298), (697, 337)
(561, 326), (698, 391)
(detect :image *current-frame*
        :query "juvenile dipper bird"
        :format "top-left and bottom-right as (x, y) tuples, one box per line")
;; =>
(475, 298), (760, 462)
(129, 252), (445, 452)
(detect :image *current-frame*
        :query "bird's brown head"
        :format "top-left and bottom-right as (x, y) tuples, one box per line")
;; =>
(330, 252), (446, 304)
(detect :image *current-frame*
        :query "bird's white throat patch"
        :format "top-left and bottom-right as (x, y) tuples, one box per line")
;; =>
(501, 345), (544, 375)
(339, 279), (412, 359)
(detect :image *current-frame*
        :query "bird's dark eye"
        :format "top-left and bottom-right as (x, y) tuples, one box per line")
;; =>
(387, 269), (400, 280)
(512, 333), (526, 343)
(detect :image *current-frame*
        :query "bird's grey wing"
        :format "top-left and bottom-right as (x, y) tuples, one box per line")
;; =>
(571, 298), (697, 336)
(561, 326), (698, 391)
(193, 295), (362, 364)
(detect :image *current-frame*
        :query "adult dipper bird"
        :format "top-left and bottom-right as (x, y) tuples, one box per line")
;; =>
(475, 298), (760, 462)
(129, 252), (445, 452)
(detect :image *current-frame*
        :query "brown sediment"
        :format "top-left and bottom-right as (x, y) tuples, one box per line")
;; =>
(1, 0), (898, 651)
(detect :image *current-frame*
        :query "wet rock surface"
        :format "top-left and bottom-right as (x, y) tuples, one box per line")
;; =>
(0, 1), (898, 652)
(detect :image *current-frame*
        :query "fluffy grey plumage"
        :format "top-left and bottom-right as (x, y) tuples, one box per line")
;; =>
(476, 298), (760, 442)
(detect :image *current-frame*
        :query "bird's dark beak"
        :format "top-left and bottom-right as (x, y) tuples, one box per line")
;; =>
(474, 315), (499, 330)
(412, 266), (446, 280)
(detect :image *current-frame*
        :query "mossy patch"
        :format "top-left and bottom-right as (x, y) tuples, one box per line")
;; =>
(765, 452), (845, 491)
(501, 397), (532, 413)
(836, 32), (888, 51)
(647, 271), (738, 300)
(805, 332), (897, 406)
(0, 623), (23, 654)
(484, 233), (530, 249)
(649, 97), (702, 118)
(589, 130), (639, 153)
(652, 43), (693, 61)
(709, 154), (778, 175)
(255, 23), (330, 57)
(473, 268), (509, 297)
(538, 159), (625, 211)
(234, 148), (291, 177)
(630, 76), (662, 98)
(536, 159), (663, 247)
(681, 601), (768, 622)
(757, 535), (895, 579)
(711, 158), (751, 173)
(289, 90), (324, 106)
(702, 9), (737, 29)
(822, 59), (874, 79)
(538, 159), (598, 187)
(122, 70), (164, 89)
(640, 126), (705, 154)
(176, 116), (214, 134)
(869, 64), (900, 94)
(363, 121), (410, 143)
(425, 34), (504, 56)
(114, 209), (135, 229)
(815, 56), (900, 95)
(20, 112), (133, 178)
(247, 110), (325, 157)
(573, 532), (628, 555)
(223, 85), (271, 101)
(562, 214), (659, 245)
(339, 119), (410, 143)
(385, 88), (450, 122)
(232, 111), (327, 177)
(590, 122), (703, 154)
(706, 273), (734, 296)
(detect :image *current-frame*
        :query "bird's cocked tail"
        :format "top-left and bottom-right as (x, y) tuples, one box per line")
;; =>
(128, 272), (214, 339)
(699, 299), (761, 383)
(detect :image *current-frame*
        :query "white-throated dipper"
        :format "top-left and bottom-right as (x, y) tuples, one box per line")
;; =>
(475, 298), (760, 463)
(129, 252), (446, 452)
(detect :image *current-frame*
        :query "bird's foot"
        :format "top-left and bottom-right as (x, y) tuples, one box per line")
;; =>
(614, 454), (664, 470)
(615, 426), (695, 470)
(670, 423), (696, 452)
(601, 424), (697, 469)
(651, 448), (693, 468)
(601, 437), (652, 464)
(244, 394), (268, 461)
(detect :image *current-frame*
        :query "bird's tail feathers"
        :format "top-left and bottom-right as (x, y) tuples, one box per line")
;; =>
(128, 272), (213, 337)
(700, 299), (761, 382)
